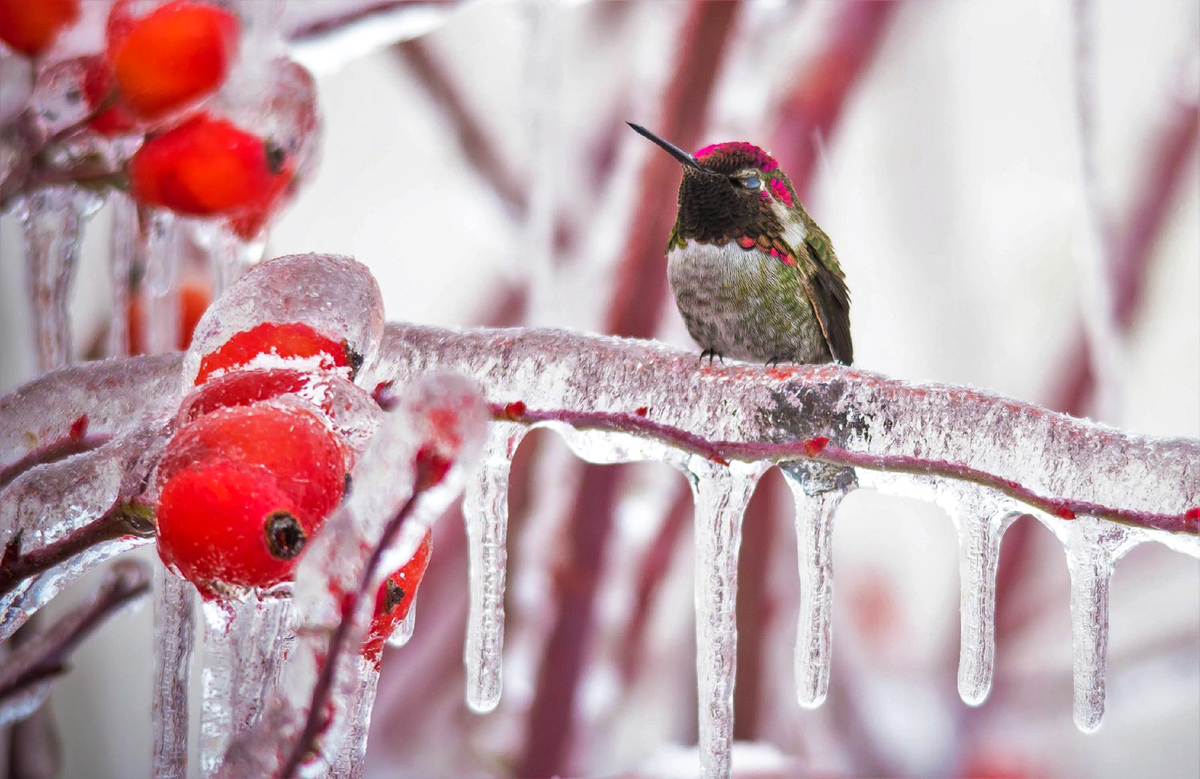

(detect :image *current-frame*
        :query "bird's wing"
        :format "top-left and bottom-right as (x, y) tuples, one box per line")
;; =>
(792, 225), (853, 364)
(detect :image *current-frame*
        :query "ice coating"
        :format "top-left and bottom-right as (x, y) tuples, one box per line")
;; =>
(214, 373), (487, 778)
(140, 210), (184, 356)
(689, 461), (765, 779)
(152, 561), (195, 779)
(108, 193), (138, 357)
(780, 461), (854, 708)
(328, 655), (381, 779)
(386, 592), (418, 648)
(1045, 515), (1145, 732)
(931, 482), (1020, 706)
(366, 323), (1199, 540)
(363, 321), (1199, 765)
(0, 353), (182, 477)
(0, 559), (149, 727)
(462, 422), (525, 712)
(182, 254), (386, 388)
(201, 593), (295, 777)
(15, 187), (103, 372)
(0, 426), (165, 640)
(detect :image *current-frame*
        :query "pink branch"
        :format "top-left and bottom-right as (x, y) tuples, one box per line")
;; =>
(770, 2), (901, 200)
(0, 504), (155, 599)
(492, 403), (1196, 536)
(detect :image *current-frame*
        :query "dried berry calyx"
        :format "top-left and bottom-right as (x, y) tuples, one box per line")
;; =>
(263, 511), (306, 560)
(195, 321), (359, 385)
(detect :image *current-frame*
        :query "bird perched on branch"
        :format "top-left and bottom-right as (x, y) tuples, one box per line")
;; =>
(629, 123), (852, 365)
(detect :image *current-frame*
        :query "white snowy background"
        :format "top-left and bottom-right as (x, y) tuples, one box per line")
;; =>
(0, 1), (1197, 778)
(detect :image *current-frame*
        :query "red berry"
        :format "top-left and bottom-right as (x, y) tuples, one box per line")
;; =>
(156, 460), (309, 590)
(129, 113), (292, 217)
(363, 532), (432, 661)
(107, 0), (237, 119)
(0, 0), (80, 57)
(195, 321), (359, 385)
(178, 368), (312, 422)
(157, 404), (347, 522)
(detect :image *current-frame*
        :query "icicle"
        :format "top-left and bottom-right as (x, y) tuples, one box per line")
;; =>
(932, 484), (1019, 706)
(327, 655), (382, 779)
(152, 560), (195, 779)
(463, 422), (526, 713)
(779, 461), (854, 709)
(16, 187), (102, 372)
(108, 193), (138, 358)
(189, 222), (265, 298)
(140, 210), (183, 356)
(386, 592), (417, 649)
(200, 593), (293, 777)
(1054, 516), (1143, 733)
(689, 460), (764, 779)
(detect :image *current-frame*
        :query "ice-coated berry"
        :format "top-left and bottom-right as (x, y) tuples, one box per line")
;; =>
(156, 460), (309, 590)
(107, 0), (237, 119)
(0, 0), (80, 58)
(195, 321), (360, 385)
(156, 404), (347, 523)
(129, 113), (292, 217)
(363, 532), (433, 661)
(178, 368), (312, 423)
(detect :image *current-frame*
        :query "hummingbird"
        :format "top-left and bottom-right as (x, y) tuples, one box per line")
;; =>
(628, 123), (852, 366)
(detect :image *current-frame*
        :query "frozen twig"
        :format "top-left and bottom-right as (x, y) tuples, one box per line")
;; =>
(492, 404), (1196, 536)
(0, 560), (150, 726)
(0, 503), (155, 599)
(394, 37), (526, 218)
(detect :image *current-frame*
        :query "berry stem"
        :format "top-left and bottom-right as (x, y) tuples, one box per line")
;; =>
(0, 502), (155, 598)
(276, 485), (426, 778)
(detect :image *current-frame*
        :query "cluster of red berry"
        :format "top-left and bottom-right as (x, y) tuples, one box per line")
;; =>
(153, 320), (430, 658)
(2, 0), (311, 237)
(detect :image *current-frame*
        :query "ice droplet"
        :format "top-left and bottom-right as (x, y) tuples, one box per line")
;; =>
(1046, 515), (1144, 733)
(328, 655), (381, 779)
(689, 460), (765, 779)
(152, 560), (195, 779)
(107, 193), (138, 358)
(15, 187), (103, 372)
(931, 483), (1019, 706)
(386, 592), (417, 649)
(200, 593), (294, 777)
(462, 423), (526, 713)
(780, 461), (854, 709)
(140, 210), (183, 356)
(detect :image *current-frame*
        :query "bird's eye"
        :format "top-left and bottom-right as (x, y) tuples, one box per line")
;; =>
(739, 176), (761, 189)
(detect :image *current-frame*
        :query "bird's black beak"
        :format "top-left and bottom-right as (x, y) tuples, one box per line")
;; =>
(627, 122), (711, 172)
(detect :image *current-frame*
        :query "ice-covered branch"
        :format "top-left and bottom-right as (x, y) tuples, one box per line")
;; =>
(368, 323), (1199, 541)
(0, 502), (154, 600)
(0, 560), (149, 727)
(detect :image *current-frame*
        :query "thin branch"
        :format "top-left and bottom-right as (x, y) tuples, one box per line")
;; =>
(0, 560), (150, 716)
(0, 435), (111, 491)
(492, 403), (1198, 536)
(277, 478), (431, 779)
(0, 504), (155, 599)
(770, 2), (901, 200)
(394, 37), (527, 217)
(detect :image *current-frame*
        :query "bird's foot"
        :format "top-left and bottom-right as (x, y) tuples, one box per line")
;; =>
(765, 354), (793, 367)
(699, 349), (724, 365)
